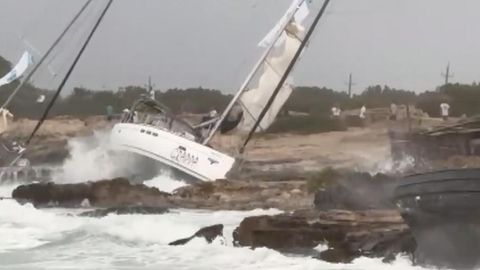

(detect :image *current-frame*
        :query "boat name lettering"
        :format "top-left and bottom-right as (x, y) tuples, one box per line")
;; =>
(170, 146), (198, 166)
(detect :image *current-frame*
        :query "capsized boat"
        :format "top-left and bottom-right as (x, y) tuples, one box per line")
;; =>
(394, 169), (480, 269)
(110, 98), (235, 182)
(109, 0), (331, 182)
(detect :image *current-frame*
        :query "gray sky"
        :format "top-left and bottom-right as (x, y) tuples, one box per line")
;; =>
(1, 0), (480, 94)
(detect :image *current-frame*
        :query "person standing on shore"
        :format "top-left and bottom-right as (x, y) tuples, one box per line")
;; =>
(331, 105), (341, 119)
(440, 102), (450, 121)
(359, 105), (366, 119)
(359, 105), (367, 127)
(390, 103), (397, 121)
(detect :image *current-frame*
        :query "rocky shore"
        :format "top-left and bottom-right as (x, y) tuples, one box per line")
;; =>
(5, 116), (448, 265)
(11, 168), (416, 263)
(12, 177), (310, 210)
(233, 209), (413, 263)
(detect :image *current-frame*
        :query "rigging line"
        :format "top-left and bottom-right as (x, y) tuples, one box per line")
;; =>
(201, 0), (308, 145)
(18, 1), (52, 43)
(239, 0), (332, 153)
(0, 0), (93, 111)
(45, 0), (101, 76)
(25, 0), (114, 145)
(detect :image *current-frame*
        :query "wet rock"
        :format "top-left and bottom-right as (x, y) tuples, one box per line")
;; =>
(312, 169), (397, 210)
(79, 206), (169, 217)
(172, 179), (311, 210)
(13, 181), (91, 207)
(233, 210), (415, 263)
(12, 178), (171, 208)
(169, 224), (224, 246)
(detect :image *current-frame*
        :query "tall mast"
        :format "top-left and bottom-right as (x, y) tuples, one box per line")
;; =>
(0, 0), (93, 110)
(202, 0), (307, 145)
(25, 0), (114, 145)
(239, 0), (331, 153)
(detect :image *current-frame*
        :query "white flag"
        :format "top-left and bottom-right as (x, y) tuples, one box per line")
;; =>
(0, 51), (33, 87)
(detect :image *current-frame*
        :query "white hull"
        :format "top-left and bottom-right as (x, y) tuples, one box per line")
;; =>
(110, 123), (235, 182)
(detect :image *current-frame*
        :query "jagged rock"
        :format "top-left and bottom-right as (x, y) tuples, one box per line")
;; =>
(169, 224), (223, 246)
(312, 169), (397, 210)
(79, 206), (169, 217)
(233, 210), (415, 263)
(12, 178), (171, 208)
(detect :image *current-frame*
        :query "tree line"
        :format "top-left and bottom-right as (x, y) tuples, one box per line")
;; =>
(1, 55), (480, 119)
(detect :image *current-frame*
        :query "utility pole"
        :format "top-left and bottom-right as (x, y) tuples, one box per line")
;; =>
(345, 73), (355, 97)
(441, 62), (454, 85)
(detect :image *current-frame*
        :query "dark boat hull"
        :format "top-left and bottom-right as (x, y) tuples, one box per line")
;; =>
(394, 169), (480, 269)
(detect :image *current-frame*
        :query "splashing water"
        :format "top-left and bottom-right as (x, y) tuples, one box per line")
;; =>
(0, 131), (433, 269)
(144, 170), (188, 193)
(52, 130), (161, 183)
(370, 155), (416, 175)
(0, 194), (431, 270)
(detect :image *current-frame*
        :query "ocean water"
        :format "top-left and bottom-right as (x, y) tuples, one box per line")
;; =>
(0, 182), (429, 270)
(0, 133), (433, 269)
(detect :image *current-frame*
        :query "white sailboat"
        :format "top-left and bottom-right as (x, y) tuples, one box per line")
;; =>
(110, 0), (331, 182)
(110, 98), (236, 182)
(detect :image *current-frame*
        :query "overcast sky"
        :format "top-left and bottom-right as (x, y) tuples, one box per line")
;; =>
(1, 0), (480, 94)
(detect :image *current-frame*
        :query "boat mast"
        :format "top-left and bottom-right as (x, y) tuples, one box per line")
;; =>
(239, 0), (331, 153)
(202, 0), (307, 145)
(25, 0), (114, 145)
(0, 0), (93, 110)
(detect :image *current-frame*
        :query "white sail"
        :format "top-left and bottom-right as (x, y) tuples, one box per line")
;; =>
(0, 51), (33, 87)
(238, 27), (303, 131)
(235, 4), (308, 132)
(202, 0), (312, 144)
(258, 0), (307, 47)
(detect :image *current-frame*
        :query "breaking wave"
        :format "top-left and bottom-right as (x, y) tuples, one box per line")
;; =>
(50, 131), (154, 182)
(0, 196), (430, 270)
(144, 171), (188, 193)
(48, 130), (189, 194)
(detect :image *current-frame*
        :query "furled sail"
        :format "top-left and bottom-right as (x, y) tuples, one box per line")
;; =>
(233, 1), (309, 132)
(0, 51), (33, 87)
(202, 0), (329, 147)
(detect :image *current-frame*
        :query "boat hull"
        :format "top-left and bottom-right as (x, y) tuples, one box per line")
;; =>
(110, 123), (235, 182)
(394, 169), (480, 269)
